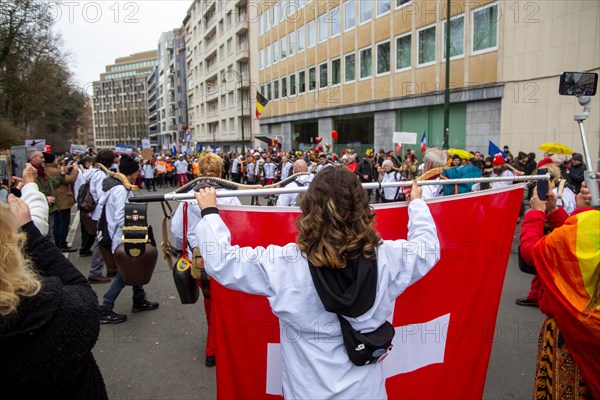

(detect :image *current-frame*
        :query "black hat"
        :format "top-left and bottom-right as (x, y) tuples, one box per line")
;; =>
(572, 153), (583, 162)
(119, 155), (139, 176)
(43, 152), (55, 163)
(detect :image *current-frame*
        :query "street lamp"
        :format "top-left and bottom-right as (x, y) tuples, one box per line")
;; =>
(222, 70), (245, 154)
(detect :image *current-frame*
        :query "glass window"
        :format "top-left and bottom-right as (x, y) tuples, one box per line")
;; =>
(281, 37), (287, 59)
(360, 47), (372, 78)
(377, 41), (390, 74)
(299, 70), (306, 93)
(319, 13), (328, 42)
(396, 33), (411, 70)
(418, 25), (436, 65)
(259, 49), (264, 69)
(290, 74), (297, 95)
(331, 7), (340, 37)
(274, 80), (279, 99)
(282, 77), (288, 97)
(397, 0), (411, 6)
(289, 32), (296, 55)
(265, 9), (270, 31)
(273, 42), (279, 63)
(272, 4), (279, 26)
(298, 26), (306, 51)
(259, 14), (264, 34)
(345, 53), (356, 82)
(319, 63), (328, 88)
(267, 82), (272, 99)
(377, 0), (390, 15)
(360, 0), (372, 23)
(443, 16), (464, 58)
(473, 4), (498, 52)
(344, 1), (355, 31)
(332, 58), (341, 84)
(280, 0), (287, 20)
(309, 67), (316, 90)
(308, 21), (316, 47)
(266, 45), (271, 66)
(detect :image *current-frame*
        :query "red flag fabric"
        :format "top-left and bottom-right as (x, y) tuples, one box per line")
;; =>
(212, 185), (523, 399)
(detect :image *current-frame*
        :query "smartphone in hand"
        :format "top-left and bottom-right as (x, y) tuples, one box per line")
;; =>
(537, 168), (548, 201)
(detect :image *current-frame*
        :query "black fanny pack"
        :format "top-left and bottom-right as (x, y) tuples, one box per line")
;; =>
(308, 256), (395, 367)
(338, 315), (395, 366)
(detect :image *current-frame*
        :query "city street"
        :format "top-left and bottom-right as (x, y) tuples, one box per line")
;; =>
(66, 186), (545, 400)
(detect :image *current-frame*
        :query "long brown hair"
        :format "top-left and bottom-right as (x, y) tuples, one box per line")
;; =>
(296, 167), (382, 269)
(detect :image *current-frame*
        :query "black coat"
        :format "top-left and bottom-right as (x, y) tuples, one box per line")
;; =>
(0, 222), (108, 400)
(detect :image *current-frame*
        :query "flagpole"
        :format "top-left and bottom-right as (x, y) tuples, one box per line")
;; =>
(129, 174), (549, 202)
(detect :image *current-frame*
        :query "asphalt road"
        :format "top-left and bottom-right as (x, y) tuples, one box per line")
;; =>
(64, 185), (544, 400)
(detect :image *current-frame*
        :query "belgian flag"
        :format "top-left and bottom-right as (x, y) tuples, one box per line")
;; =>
(255, 91), (269, 119)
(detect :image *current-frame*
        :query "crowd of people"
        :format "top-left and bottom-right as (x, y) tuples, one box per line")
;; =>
(0, 142), (597, 399)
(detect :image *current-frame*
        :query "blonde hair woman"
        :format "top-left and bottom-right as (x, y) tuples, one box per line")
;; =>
(193, 167), (440, 398)
(0, 195), (108, 399)
(171, 152), (241, 368)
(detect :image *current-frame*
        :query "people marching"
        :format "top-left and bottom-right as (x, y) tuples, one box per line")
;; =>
(1, 137), (597, 400)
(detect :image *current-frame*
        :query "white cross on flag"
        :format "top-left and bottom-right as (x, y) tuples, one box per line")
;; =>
(212, 185), (524, 399)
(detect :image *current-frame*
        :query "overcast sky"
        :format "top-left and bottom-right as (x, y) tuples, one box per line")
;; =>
(53, 0), (193, 94)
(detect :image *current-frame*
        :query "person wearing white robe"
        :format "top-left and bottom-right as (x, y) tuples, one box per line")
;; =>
(276, 159), (313, 207)
(171, 153), (242, 368)
(194, 169), (440, 399)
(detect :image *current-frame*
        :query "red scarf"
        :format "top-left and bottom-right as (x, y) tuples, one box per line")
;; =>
(32, 163), (46, 179)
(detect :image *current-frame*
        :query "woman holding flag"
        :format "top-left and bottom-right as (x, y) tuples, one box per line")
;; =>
(193, 167), (440, 398)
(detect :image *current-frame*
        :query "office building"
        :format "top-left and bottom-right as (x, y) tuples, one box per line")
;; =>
(256, 0), (599, 161)
(184, 0), (260, 153)
(92, 50), (158, 149)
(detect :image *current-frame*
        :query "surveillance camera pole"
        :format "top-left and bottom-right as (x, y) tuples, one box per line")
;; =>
(574, 95), (599, 207)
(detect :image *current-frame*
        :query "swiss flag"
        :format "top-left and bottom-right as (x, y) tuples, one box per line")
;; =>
(213, 185), (523, 399)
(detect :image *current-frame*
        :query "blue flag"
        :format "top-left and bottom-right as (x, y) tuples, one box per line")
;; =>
(488, 140), (506, 158)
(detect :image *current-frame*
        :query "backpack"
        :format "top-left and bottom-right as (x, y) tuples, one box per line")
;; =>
(77, 170), (98, 213)
(96, 205), (112, 250)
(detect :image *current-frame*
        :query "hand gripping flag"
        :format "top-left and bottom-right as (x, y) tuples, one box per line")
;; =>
(256, 91), (269, 119)
(420, 131), (427, 153)
(210, 185), (524, 399)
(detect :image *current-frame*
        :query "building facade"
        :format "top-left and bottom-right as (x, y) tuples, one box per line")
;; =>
(257, 0), (599, 163)
(184, 0), (260, 153)
(174, 27), (190, 149)
(92, 50), (158, 150)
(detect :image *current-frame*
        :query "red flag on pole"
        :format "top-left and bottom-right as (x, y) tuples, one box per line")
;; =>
(212, 185), (524, 399)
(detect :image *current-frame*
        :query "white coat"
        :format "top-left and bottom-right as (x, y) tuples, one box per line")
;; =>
(95, 184), (133, 253)
(195, 199), (440, 399)
(21, 182), (49, 236)
(276, 174), (314, 207)
(90, 168), (109, 221)
(490, 169), (514, 188)
(171, 189), (242, 259)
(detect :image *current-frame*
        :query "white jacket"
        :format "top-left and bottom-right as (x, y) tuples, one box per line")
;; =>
(276, 174), (314, 207)
(171, 189), (242, 260)
(195, 199), (440, 399)
(21, 182), (49, 236)
(95, 184), (133, 253)
(90, 168), (109, 221)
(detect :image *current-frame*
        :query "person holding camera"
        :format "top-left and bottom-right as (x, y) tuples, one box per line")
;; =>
(47, 156), (79, 252)
(193, 168), (440, 398)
